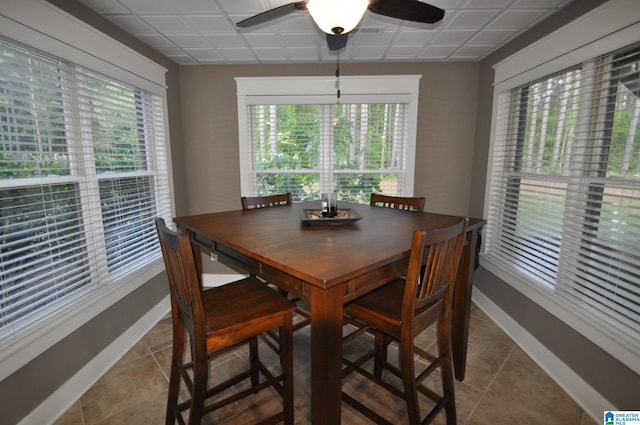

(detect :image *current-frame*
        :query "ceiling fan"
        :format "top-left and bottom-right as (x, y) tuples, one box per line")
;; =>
(236, 0), (445, 51)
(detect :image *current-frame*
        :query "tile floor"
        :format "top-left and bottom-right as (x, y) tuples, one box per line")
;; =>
(54, 304), (599, 425)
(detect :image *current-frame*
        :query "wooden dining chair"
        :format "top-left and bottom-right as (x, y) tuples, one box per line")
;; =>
(342, 217), (468, 425)
(370, 193), (425, 212)
(155, 218), (296, 425)
(241, 192), (291, 209)
(239, 192), (310, 351)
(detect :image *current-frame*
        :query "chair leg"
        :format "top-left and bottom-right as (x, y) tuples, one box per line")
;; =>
(249, 336), (260, 389)
(188, 350), (209, 425)
(373, 332), (390, 378)
(166, 326), (184, 425)
(281, 316), (294, 425)
(438, 318), (457, 425)
(399, 340), (421, 425)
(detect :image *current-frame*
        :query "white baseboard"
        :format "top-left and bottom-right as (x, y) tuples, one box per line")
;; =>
(472, 288), (612, 423)
(19, 295), (171, 425)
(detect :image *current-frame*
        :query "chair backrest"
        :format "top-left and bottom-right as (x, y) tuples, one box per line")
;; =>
(370, 193), (425, 212)
(241, 193), (292, 210)
(155, 218), (205, 344)
(401, 217), (468, 326)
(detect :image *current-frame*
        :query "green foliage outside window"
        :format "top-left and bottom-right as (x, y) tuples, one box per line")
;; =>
(251, 103), (405, 203)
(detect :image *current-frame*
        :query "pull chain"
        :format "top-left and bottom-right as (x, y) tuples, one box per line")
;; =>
(335, 49), (341, 103)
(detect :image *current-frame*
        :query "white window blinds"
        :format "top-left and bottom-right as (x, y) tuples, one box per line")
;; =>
(486, 42), (640, 349)
(0, 37), (171, 340)
(246, 102), (409, 203)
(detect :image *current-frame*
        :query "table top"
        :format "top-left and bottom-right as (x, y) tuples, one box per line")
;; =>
(175, 201), (483, 290)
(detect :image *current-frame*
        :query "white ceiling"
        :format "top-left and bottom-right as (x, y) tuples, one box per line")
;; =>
(77, 0), (573, 65)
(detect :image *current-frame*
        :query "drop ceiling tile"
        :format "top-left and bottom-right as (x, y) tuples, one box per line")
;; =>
(452, 44), (496, 57)
(183, 47), (224, 61)
(419, 44), (458, 59)
(218, 48), (257, 61)
(135, 34), (175, 48)
(281, 33), (322, 48)
(470, 28), (518, 44)
(359, 13), (406, 31)
(118, 0), (181, 14)
(350, 45), (386, 61)
(253, 47), (288, 61)
(182, 15), (235, 34)
(277, 15), (317, 33)
(490, 10), (550, 29)
(394, 30), (436, 45)
(141, 16), (193, 34)
(447, 10), (500, 29)
(173, 0), (221, 13)
(167, 35), (210, 48)
(433, 30), (475, 44)
(351, 31), (395, 46)
(243, 33), (284, 47)
(154, 46), (185, 56)
(285, 47), (320, 60)
(463, 0), (512, 8)
(166, 35), (208, 48)
(203, 34), (248, 48)
(216, 0), (263, 14)
(386, 45), (424, 59)
(108, 15), (155, 33)
(78, 0), (130, 14)
(513, 0), (571, 8)
(428, 0), (467, 8)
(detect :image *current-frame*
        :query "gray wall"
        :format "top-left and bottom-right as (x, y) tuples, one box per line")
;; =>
(471, 0), (639, 409)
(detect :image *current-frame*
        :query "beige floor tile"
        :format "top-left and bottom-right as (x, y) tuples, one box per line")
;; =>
(467, 395), (542, 425)
(142, 316), (173, 353)
(80, 354), (168, 425)
(93, 391), (166, 425)
(466, 314), (515, 359)
(486, 346), (584, 424)
(461, 342), (510, 392)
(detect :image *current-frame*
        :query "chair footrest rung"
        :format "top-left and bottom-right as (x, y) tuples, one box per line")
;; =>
(342, 392), (395, 425)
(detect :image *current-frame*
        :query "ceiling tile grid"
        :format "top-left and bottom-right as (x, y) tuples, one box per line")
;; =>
(77, 0), (574, 65)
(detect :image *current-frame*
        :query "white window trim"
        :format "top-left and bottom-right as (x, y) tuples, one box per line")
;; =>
(0, 0), (174, 380)
(484, 0), (640, 375)
(235, 75), (421, 197)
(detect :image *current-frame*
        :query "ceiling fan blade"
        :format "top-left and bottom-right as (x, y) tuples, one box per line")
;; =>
(368, 0), (445, 24)
(236, 1), (308, 28)
(326, 33), (348, 51)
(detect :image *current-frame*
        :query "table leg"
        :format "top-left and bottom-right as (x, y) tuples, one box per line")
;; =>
(309, 285), (344, 425)
(451, 227), (479, 381)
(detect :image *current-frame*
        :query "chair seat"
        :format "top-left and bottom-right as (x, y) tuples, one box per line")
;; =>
(345, 280), (404, 324)
(204, 277), (297, 344)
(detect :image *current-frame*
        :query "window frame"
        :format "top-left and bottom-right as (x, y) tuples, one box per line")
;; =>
(235, 75), (421, 198)
(484, 0), (640, 375)
(0, 0), (173, 380)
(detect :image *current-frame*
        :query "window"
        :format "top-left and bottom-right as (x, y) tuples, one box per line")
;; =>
(236, 76), (420, 203)
(0, 37), (171, 343)
(486, 41), (640, 364)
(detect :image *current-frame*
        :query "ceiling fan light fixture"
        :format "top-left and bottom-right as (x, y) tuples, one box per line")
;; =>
(307, 0), (369, 35)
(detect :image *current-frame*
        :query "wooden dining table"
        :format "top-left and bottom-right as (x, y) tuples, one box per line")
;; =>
(174, 201), (485, 425)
